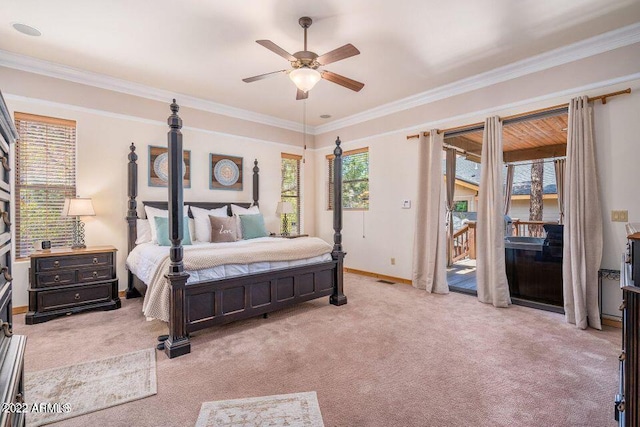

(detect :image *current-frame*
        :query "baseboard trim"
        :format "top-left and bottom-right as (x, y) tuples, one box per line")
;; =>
(12, 306), (27, 315)
(602, 317), (622, 329)
(118, 290), (126, 298)
(344, 268), (412, 285)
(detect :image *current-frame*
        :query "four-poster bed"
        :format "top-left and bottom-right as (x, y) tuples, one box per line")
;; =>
(125, 100), (347, 358)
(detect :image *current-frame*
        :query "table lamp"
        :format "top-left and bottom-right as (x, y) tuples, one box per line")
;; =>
(276, 201), (294, 236)
(61, 197), (95, 249)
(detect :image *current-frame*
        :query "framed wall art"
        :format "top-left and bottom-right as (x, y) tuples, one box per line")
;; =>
(210, 154), (243, 191)
(148, 145), (191, 188)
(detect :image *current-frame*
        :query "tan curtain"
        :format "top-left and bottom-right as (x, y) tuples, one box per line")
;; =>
(476, 116), (511, 307)
(445, 148), (456, 266)
(554, 159), (566, 224)
(504, 164), (515, 216)
(563, 96), (602, 330)
(412, 130), (449, 294)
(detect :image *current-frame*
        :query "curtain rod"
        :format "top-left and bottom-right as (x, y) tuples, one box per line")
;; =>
(505, 157), (566, 167)
(406, 88), (631, 140)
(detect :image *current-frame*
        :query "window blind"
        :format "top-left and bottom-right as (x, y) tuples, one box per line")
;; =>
(281, 153), (301, 234)
(14, 112), (77, 258)
(327, 147), (369, 210)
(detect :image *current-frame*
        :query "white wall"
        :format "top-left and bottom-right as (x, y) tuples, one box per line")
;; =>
(5, 96), (314, 308)
(316, 74), (640, 319)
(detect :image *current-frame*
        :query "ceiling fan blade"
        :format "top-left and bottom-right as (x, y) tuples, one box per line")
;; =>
(321, 70), (364, 92)
(256, 40), (296, 62)
(296, 89), (309, 100)
(316, 44), (360, 65)
(242, 69), (287, 83)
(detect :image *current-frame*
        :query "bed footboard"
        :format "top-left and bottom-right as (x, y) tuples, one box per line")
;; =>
(185, 261), (338, 333)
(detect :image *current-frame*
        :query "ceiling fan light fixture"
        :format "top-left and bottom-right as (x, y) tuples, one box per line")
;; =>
(289, 68), (321, 93)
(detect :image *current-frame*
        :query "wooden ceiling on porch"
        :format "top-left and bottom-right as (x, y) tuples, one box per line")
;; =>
(446, 113), (568, 163)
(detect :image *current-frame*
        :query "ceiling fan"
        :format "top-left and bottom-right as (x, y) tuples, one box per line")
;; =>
(242, 17), (364, 100)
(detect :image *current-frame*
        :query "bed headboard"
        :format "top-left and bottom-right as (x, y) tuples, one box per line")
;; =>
(125, 143), (259, 256)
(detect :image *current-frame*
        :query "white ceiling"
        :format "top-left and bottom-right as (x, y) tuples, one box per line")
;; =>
(1, 0), (640, 126)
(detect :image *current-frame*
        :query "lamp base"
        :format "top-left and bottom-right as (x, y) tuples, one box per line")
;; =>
(72, 217), (87, 250)
(281, 213), (289, 236)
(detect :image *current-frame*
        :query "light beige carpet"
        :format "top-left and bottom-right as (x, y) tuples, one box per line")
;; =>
(24, 348), (157, 426)
(195, 391), (324, 427)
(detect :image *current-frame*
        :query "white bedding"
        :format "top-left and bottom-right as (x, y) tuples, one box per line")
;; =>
(126, 237), (333, 286)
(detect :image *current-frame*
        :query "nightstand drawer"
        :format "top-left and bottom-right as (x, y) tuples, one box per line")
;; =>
(38, 283), (113, 312)
(36, 270), (76, 288)
(36, 253), (112, 271)
(78, 267), (112, 283)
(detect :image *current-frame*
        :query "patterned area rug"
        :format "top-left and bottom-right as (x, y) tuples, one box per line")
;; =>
(24, 348), (157, 426)
(196, 391), (325, 427)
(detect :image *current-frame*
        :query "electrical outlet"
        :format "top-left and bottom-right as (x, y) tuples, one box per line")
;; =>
(401, 200), (411, 209)
(611, 210), (629, 222)
(390, 258), (396, 265)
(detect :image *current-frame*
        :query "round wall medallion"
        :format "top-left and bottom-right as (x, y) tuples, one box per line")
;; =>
(154, 153), (186, 182)
(214, 159), (239, 186)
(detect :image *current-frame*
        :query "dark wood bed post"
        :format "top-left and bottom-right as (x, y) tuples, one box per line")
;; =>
(163, 99), (191, 359)
(126, 143), (142, 299)
(330, 136), (347, 306)
(253, 159), (259, 207)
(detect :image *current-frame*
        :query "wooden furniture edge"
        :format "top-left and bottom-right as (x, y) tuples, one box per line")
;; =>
(344, 267), (412, 285)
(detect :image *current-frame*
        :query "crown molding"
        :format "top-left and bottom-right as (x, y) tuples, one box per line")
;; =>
(1, 22), (639, 137)
(314, 22), (640, 135)
(0, 49), (310, 134)
(3, 93), (312, 151)
(314, 72), (640, 150)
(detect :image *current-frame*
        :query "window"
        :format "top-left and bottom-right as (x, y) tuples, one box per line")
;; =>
(14, 113), (77, 258)
(281, 153), (301, 234)
(328, 147), (369, 210)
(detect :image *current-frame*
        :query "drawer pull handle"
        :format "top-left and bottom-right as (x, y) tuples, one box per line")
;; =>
(0, 155), (10, 172)
(54, 261), (60, 268)
(74, 293), (80, 300)
(0, 211), (10, 227)
(0, 321), (12, 337)
(54, 275), (60, 282)
(92, 271), (98, 278)
(92, 257), (98, 264)
(0, 267), (11, 282)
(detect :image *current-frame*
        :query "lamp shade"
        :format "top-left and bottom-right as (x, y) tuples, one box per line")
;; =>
(61, 198), (95, 217)
(276, 201), (294, 215)
(289, 68), (321, 92)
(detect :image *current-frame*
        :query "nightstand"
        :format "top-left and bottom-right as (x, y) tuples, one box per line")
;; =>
(270, 233), (309, 239)
(25, 246), (120, 324)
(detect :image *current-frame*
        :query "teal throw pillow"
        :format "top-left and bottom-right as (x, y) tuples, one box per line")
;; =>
(154, 216), (192, 246)
(239, 213), (268, 239)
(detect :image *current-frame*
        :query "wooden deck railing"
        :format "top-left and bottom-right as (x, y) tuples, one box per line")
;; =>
(510, 220), (557, 238)
(451, 221), (477, 264)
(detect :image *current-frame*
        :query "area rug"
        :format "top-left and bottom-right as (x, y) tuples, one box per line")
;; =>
(24, 348), (157, 426)
(196, 391), (325, 427)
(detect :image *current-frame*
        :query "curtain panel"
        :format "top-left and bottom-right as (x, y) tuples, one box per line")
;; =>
(476, 116), (511, 307)
(554, 159), (566, 224)
(504, 163), (515, 217)
(563, 96), (603, 330)
(412, 130), (449, 294)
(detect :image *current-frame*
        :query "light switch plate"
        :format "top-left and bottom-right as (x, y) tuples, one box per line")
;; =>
(402, 199), (411, 209)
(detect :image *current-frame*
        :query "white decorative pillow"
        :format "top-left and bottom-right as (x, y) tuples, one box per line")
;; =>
(231, 204), (260, 239)
(135, 219), (152, 244)
(144, 205), (189, 244)
(188, 218), (196, 243)
(190, 205), (228, 242)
